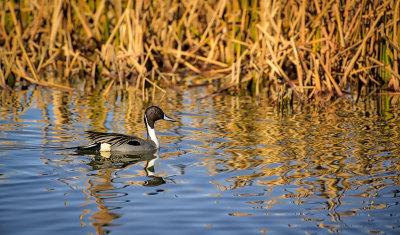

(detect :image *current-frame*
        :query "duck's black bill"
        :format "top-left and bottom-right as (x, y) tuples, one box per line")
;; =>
(163, 115), (176, 122)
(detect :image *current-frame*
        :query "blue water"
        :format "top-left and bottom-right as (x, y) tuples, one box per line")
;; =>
(0, 87), (399, 234)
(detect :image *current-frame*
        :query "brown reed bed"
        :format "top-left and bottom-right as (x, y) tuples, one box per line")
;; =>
(0, 0), (399, 104)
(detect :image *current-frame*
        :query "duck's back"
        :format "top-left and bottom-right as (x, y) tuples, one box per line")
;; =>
(85, 131), (157, 152)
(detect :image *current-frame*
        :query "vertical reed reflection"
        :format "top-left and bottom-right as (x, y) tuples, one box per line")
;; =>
(181, 90), (400, 230)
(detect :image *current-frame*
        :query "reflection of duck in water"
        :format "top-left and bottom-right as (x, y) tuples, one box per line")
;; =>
(80, 150), (167, 234)
(142, 154), (167, 187)
(86, 150), (167, 187)
(78, 106), (176, 152)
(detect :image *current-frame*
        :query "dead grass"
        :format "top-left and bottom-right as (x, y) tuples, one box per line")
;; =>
(0, 0), (399, 103)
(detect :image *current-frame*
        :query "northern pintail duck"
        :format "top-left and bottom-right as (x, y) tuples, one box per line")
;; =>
(78, 106), (176, 152)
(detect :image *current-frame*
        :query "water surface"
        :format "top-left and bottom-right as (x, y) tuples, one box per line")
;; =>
(0, 86), (399, 234)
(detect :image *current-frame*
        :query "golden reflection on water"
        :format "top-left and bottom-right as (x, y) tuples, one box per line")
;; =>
(1, 86), (399, 234)
(181, 90), (400, 230)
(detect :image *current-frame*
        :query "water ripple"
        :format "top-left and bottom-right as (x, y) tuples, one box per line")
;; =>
(0, 87), (399, 234)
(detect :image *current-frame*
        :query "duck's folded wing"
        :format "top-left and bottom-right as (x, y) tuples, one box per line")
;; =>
(86, 131), (145, 147)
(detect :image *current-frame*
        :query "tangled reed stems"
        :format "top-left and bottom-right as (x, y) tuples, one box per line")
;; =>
(0, 0), (399, 103)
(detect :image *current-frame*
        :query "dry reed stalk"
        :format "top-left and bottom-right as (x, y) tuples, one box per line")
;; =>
(154, 47), (228, 67)
(1, 39), (19, 83)
(11, 68), (74, 91)
(394, 0), (399, 77)
(0, 64), (7, 89)
(343, 10), (386, 85)
(70, 1), (93, 39)
(8, 2), (40, 83)
(49, 0), (63, 56)
(369, 57), (400, 81)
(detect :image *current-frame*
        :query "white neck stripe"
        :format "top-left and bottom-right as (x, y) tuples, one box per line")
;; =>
(145, 115), (159, 148)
